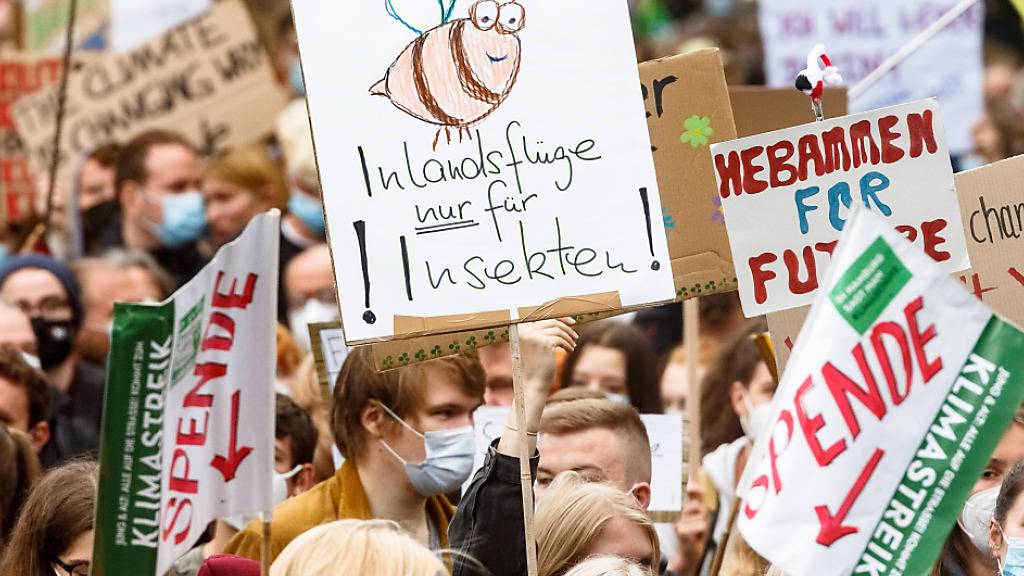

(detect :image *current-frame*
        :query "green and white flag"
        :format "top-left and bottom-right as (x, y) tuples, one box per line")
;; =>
(737, 208), (1024, 576)
(92, 211), (280, 576)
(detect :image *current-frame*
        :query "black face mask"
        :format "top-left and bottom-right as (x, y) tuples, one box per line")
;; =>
(30, 317), (75, 370)
(82, 200), (118, 242)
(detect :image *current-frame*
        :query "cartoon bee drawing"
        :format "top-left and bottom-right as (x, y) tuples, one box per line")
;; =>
(370, 0), (526, 149)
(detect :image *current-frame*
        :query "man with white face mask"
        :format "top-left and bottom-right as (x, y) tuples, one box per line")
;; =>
(226, 346), (486, 563)
(169, 394), (319, 576)
(283, 244), (338, 352)
(117, 130), (209, 288)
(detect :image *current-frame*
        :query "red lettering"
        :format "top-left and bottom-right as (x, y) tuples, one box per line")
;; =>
(907, 110), (938, 158)
(823, 345), (886, 440)
(904, 297), (942, 383)
(184, 362), (226, 408)
(212, 271), (258, 309)
(1010, 267), (1024, 287)
(767, 141), (797, 187)
(750, 253), (778, 305)
(795, 377), (846, 466)
(201, 312), (236, 352)
(176, 412), (209, 446)
(822, 127), (851, 172)
(768, 410), (795, 494)
(896, 224), (918, 243)
(814, 240), (839, 256)
(168, 449), (198, 494)
(744, 475), (770, 519)
(870, 322), (913, 406)
(921, 219), (950, 262)
(741, 146), (768, 195)
(161, 497), (193, 545)
(959, 273), (997, 300)
(714, 151), (742, 198)
(797, 134), (826, 181)
(878, 115), (905, 163)
(784, 246), (819, 295)
(850, 120), (881, 168)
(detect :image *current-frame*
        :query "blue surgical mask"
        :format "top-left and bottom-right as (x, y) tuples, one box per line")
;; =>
(0, 244), (9, 268)
(288, 190), (326, 236)
(377, 402), (476, 497)
(999, 524), (1024, 576)
(145, 190), (206, 248)
(705, 0), (736, 17)
(288, 58), (305, 95)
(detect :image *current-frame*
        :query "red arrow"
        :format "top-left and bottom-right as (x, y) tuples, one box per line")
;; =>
(815, 448), (884, 547)
(211, 390), (252, 482)
(1010, 267), (1024, 287)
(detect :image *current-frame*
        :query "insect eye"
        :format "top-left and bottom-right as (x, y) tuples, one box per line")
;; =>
(472, 0), (499, 31)
(498, 3), (525, 33)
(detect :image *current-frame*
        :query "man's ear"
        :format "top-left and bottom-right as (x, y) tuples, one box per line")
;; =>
(29, 421), (50, 454)
(990, 518), (1005, 561)
(293, 463), (317, 495)
(361, 401), (385, 439)
(631, 482), (652, 511)
(121, 181), (140, 215)
(730, 380), (748, 419)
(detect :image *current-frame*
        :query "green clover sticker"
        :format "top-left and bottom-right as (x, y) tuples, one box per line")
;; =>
(680, 115), (713, 148)
(466, 336), (478, 347)
(383, 356), (394, 369)
(431, 345), (443, 357)
(484, 331), (496, 344)
(415, 349), (427, 361)
(398, 353), (410, 365)
(449, 341), (461, 352)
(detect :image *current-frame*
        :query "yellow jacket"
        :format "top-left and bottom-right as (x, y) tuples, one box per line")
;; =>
(225, 461), (455, 563)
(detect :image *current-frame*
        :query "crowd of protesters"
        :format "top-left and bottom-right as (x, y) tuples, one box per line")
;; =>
(0, 1), (1023, 575)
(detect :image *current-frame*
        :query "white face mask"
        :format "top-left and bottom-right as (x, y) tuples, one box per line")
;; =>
(998, 524), (1024, 576)
(376, 402), (476, 497)
(604, 391), (630, 405)
(740, 393), (772, 440)
(224, 465), (302, 530)
(288, 298), (339, 351)
(958, 486), (999, 554)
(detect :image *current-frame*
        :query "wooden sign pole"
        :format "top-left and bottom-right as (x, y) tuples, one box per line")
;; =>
(509, 322), (539, 576)
(684, 298), (702, 481)
(260, 515), (271, 576)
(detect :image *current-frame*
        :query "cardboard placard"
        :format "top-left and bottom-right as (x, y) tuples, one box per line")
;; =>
(758, 0), (983, 156)
(729, 87), (847, 138)
(737, 208), (1024, 576)
(712, 99), (970, 317)
(769, 154), (1024, 376)
(294, 0), (676, 345)
(364, 49), (740, 368)
(0, 54), (60, 223)
(11, 0), (289, 187)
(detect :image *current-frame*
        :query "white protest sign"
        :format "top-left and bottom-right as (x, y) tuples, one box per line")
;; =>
(711, 99), (969, 317)
(110, 0), (212, 51)
(758, 0), (983, 156)
(92, 212), (279, 576)
(736, 208), (1024, 576)
(292, 0), (674, 344)
(465, 407), (683, 513)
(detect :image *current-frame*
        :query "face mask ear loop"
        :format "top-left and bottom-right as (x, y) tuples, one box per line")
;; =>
(378, 437), (409, 466)
(280, 464), (302, 481)
(375, 401), (425, 439)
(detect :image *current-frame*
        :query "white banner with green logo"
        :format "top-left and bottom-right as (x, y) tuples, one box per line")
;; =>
(93, 211), (279, 576)
(737, 208), (1024, 576)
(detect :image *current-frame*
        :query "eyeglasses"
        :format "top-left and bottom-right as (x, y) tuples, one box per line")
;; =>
(52, 558), (90, 576)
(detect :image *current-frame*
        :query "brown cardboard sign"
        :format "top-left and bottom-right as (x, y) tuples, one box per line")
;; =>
(729, 87), (847, 138)
(768, 154), (1024, 375)
(10, 0), (288, 186)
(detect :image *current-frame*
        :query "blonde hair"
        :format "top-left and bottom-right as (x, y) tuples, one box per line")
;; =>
(204, 144), (289, 210)
(536, 472), (660, 576)
(563, 556), (656, 576)
(270, 519), (446, 576)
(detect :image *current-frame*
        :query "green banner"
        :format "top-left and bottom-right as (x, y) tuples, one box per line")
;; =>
(855, 317), (1024, 576)
(92, 301), (174, 576)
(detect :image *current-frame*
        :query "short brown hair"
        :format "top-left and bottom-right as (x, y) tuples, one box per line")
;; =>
(276, 394), (317, 467)
(115, 130), (195, 196)
(0, 460), (97, 576)
(540, 398), (652, 483)
(86, 142), (123, 169)
(204, 144), (290, 210)
(332, 347), (485, 459)
(0, 426), (41, 542)
(0, 347), (50, 428)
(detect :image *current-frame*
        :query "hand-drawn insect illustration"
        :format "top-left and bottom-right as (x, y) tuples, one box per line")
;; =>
(370, 0), (526, 149)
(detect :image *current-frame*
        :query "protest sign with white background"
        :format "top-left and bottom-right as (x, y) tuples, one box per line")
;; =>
(92, 212), (279, 576)
(292, 0), (674, 344)
(758, 0), (983, 156)
(737, 208), (1024, 576)
(711, 99), (969, 317)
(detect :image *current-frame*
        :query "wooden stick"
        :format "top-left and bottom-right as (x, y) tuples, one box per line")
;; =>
(260, 513), (271, 576)
(684, 298), (701, 482)
(43, 0), (78, 239)
(509, 322), (539, 576)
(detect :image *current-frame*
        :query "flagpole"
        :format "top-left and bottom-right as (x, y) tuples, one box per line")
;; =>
(260, 513), (271, 576)
(684, 298), (701, 483)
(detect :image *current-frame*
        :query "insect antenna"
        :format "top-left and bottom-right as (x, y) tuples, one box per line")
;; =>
(385, 0), (423, 34)
(440, 0), (457, 23)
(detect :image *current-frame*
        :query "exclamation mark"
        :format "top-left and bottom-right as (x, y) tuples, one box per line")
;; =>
(639, 187), (660, 271)
(353, 220), (376, 324)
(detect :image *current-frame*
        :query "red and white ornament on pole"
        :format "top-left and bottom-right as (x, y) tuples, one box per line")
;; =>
(794, 44), (843, 122)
